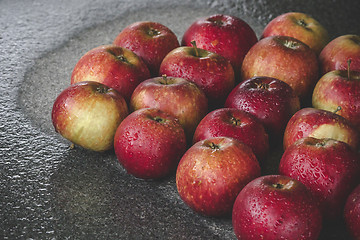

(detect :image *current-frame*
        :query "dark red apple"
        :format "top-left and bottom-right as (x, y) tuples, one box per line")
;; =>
(70, 44), (150, 102)
(319, 34), (360, 75)
(113, 21), (180, 76)
(232, 175), (323, 240)
(241, 35), (319, 100)
(176, 137), (260, 217)
(130, 75), (208, 142)
(312, 67), (360, 132)
(261, 12), (329, 55)
(283, 107), (359, 150)
(52, 81), (129, 152)
(224, 76), (300, 140)
(344, 184), (360, 240)
(279, 137), (360, 220)
(193, 108), (269, 161)
(181, 14), (257, 80)
(159, 42), (235, 108)
(114, 108), (187, 179)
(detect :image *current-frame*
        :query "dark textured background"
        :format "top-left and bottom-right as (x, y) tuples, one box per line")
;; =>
(1, 0), (359, 239)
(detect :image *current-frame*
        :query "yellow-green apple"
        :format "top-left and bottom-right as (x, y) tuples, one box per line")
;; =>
(70, 44), (150, 103)
(193, 108), (269, 161)
(241, 35), (319, 101)
(224, 76), (300, 141)
(113, 21), (179, 76)
(130, 76), (208, 142)
(181, 14), (257, 80)
(114, 108), (186, 179)
(176, 137), (260, 217)
(312, 69), (360, 132)
(51, 81), (129, 152)
(283, 107), (359, 150)
(261, 12), (329, 55)
(344, 184), (360, 240)
(232, 175), (322, 240)
(319, 34), (360, 75)
(159, 42), (235, 109)
(279, 137), (360, 221)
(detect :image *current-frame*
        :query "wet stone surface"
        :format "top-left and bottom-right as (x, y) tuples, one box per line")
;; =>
(1, 0), (359, 239)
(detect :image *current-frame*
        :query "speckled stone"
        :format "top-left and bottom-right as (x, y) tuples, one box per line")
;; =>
(1, 0), (359, 239)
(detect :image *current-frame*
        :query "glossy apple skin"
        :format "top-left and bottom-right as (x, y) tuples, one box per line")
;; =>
(193, 108), (269, 161)
(70, 45), (150, 103)
(113, 21), (179, 76)
(261, 12), (329, 55)
(241, 35), (319, 100)
(279, 137), (360, 221)
(225, 76), (300, 140)
(176, 137), (260, 217)
(284, 107), (359, 150)
(114, 108), (186, 179)
(232, 175), (322, 240)
(181, 14), (257, 80)
(319, 34), (360, 75)
(344, 184), (360, 240)
(130, 76), (208, 143)
(159, 46), (235, 109)
(52, 81), (129, 152)
(312, 70), (360, 132)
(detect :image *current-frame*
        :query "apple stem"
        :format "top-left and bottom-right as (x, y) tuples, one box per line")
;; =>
(161, 74), (168, 85)
(272, 183), (283, 189)
(191, 40), (199, 57)
(347, 59), (352, 80)
(334, 106), (342, 114)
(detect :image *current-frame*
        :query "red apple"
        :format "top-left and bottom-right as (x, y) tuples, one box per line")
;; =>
(159, 42), (235, 108)
(114, 108), (187, 179)
(344, 184), (360, 240)
(319, 34), (360, 75)
(279, 137), (360, 220)
(232, 175), (322, 240)
(130, 75), (208, 142)
(193, 108), (269, 161)
(176, 137), (260, 217)
(52, 81), (129, 152)
(181, 14), (257, 80)
(312, 67), (360, 132)
(224, 76), (300, 140)
(283, 107), (359, 150)
(113, 21), (180, 76)
(261, 12), (329, 55)
(241, 35), (319, 100)
(70, 44), (150, 102)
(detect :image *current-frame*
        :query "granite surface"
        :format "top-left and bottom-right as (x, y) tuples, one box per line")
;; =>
(1, 0), (359, 239)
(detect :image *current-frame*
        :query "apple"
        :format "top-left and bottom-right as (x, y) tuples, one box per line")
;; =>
(344, 184), (360, 240)
(113, 21), (180, 76)
(312, 66), (360, 132)
(159, 42), (235, 109)
(232, 174), (323, 240)
(130, 75), (208, 143)
(241, 35), (319, 100)
(224, 76), (300, 141)
(261, 12), (329, 55)
(181, 14), (257, 80)
(283, 107), (359, 150)
(193, 108), (269, 161)
(279, 137), (360, 220)
(52, 81), (129, 152)
(114, 108), (187, 179)
(319, 34), (360, 75)
(70, 44), (150, 103)
(176, 137), (261, 217)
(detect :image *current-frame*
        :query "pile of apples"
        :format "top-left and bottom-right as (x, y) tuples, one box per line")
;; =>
(51, 12), (360, 240)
